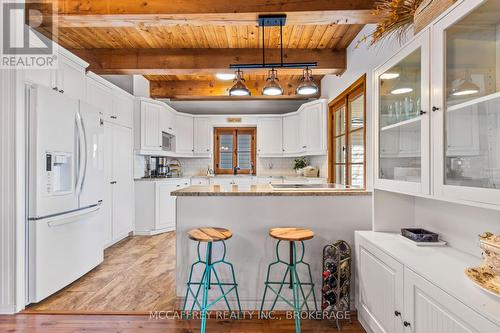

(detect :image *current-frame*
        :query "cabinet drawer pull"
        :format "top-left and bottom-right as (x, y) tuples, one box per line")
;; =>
(53, 87), (58, 91)
(419, 110), (426, 115)
(394, 311), (401, 317)
(403, 321), (410, 327)
(59, 90), (64, 93)
(110, 115), (117, 119)
(110, 181), (117, 184)
(432, 106), (440, 112)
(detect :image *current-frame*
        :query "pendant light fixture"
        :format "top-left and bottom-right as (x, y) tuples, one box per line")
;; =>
(229, 69), (250, 96)
(262, 69), (283, 96)
(451, 70), (479, 96)
(296, 67), (319, 95)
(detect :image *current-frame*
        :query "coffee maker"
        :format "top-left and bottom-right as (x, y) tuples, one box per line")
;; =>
(145, 156), (171, 178)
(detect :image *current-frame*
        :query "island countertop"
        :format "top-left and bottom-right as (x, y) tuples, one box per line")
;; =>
(171, 184), (371, 196)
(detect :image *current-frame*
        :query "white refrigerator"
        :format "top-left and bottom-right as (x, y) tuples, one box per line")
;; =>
(27, 85), (105, 303)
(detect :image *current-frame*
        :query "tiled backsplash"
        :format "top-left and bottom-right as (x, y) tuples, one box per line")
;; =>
(134, 154), (328, 178)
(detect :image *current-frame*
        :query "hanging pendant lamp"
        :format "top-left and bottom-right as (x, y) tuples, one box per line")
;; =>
(296, 67), (318, 96)
(229, 69), (250, 96)
(262, 69), (283, 96)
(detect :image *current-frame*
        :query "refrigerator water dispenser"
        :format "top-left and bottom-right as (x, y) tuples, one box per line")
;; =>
(45, 152), (72, 195)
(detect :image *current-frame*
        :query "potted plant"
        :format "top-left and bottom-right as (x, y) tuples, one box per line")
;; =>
(293, 157), (309, 176)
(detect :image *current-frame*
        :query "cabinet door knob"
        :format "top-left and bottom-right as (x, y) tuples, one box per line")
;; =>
(53, 87), (58, 91)
(419, 110), (426, 115)
(110, 181), (117, 184)
(432, 106), (440, 112)
(394, 311), (401, 317)
(59, 90), (64, 93)
(110, 115), (117, 119)
(403, 321), (410, 327)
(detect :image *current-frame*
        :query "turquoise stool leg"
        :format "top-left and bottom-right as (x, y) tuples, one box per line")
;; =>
(183, 240), (242, 332)
(200, 242), (212, 333)
(261, 240), (317, 333)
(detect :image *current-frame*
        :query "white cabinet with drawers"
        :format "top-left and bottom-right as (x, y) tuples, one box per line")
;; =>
(134, 178), (190, 235)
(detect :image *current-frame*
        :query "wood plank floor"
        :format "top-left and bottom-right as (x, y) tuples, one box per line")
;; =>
(0, 314), (366, 332)
(27, 232), (177, 312)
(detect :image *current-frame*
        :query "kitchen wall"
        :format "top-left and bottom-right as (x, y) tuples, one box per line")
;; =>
(321, 25), (413, 191)
(134, 154), (328, 178)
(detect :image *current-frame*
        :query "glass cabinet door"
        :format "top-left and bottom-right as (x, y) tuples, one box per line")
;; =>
(375, 31), (430, 194)
(433, 0), (500, 204)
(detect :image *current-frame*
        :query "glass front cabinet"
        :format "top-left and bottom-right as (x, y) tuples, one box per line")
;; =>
(375, 31), (431, 195)
(375, 0), (500, 206)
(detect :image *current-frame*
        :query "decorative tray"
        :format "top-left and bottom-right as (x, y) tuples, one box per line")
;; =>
(465, 266), (500, 298)
(401, 228), (439, 242)
(399, 234), (447, 246)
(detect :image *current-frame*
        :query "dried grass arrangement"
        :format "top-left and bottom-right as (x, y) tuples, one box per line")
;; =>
(369, 0), (424, 45)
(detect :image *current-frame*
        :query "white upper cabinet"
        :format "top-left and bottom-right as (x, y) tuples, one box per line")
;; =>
(85, 73), (133, 128)
(175, 113), (194, 156)
(194, 117), (212, 157)
(431, 0), (500, 206)
(257, 117), (283, 157)
(374, 30), (431, 196)
(55, 54), (86, 100)
(85, 73), (113, 118)
(137, 99), (162, 152)
(299, 99), (327, 155)
(111, 88), (134, 128)
(160, 105), (176, 135)
(24, 48), (88, 101)
(283, 113), (301, 156)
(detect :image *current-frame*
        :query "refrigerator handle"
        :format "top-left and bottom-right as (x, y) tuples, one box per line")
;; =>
(79, 113), (88, 193)
(75, 112), (85, 195)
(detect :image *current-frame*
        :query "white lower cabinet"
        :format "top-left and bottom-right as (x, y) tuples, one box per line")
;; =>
(134, 179), (190, 235)
(357, 239), (404, 333)
(356, 232), (499, 333)
(404, 268), (497, 333)
(103, 122), (134, 247)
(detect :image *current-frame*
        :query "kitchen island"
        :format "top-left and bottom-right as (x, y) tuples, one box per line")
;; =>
(172, 184), (372, 310)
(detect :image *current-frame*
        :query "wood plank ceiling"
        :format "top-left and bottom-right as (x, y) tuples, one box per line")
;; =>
(32, 1), (377, 100)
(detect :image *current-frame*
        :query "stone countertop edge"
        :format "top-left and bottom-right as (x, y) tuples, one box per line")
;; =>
(171, 186), (372, 197)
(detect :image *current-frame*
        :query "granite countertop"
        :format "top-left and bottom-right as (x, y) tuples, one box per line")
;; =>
(171, 184), (371, 196)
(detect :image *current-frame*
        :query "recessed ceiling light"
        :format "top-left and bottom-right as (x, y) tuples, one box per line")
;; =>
(380, 73), (400, 80)
(216, 73), (236, 80)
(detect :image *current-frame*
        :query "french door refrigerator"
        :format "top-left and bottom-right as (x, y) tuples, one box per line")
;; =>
(27, 85), (105, 303)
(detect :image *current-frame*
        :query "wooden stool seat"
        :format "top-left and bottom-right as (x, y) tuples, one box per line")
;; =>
(269, 227), (314, 241)
(188, 227), (232, 242)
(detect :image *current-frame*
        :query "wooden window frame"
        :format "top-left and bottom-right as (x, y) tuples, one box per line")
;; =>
(327, 74), (366, 188)
(214, 127), (256, 175)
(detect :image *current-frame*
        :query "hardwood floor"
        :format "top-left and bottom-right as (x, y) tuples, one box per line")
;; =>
(27, 232), (177, 312)
(0, 314), (366, 332)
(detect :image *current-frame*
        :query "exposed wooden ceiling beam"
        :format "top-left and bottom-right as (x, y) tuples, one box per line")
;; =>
(149, 77), (322, 100)
(48, 0), (378, 27)
(70, 48), (346, 75)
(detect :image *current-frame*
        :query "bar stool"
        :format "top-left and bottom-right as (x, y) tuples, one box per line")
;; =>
(260, 227), (318, 333)
(182, 227), (241, 333)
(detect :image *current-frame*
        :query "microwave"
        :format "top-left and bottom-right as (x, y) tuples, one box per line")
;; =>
(162, 132), (175, 151)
